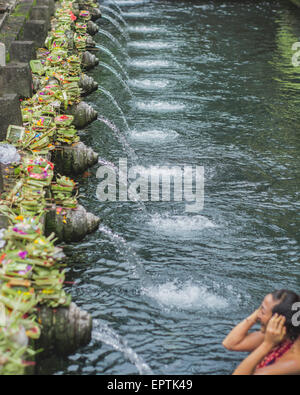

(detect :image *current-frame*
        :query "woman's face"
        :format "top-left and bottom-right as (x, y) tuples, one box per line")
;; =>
(257, 294), (278, 333)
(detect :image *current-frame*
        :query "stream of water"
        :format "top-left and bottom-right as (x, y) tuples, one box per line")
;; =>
(39, 0), (300, 375)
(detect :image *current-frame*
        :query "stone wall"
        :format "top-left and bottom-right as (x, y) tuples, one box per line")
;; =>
(0, 0), (55, 140)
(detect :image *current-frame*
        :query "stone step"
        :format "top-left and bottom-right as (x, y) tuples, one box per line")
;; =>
(0, 93), (23, 141)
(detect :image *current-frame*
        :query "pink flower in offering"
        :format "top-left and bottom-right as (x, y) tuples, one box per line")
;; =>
(19, 265), (32, 275)
(12, 227), (27, 235)
(18, 251), (28, 259)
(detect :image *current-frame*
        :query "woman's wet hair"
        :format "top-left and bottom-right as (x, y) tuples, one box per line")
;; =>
(271, 290), (300, 341)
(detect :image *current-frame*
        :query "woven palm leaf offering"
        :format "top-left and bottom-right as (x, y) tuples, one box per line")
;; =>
(23, 157), (54, 188)
(3, 218), (43, 245)
(75, 22), (87, 34)
(6, 126), (26, 147)
(56, 127), (80, 145)
(0, 302), (38, 375)
(0, 250), (35, 280)
(21, 108), (35, 123)
(73, 33), (87, 52)
(36, 47), (50, 61)
(54, 114), (74, 127)
(54, 114), (79, 145)
(31, 116), (53, 132)
(78, 10), (91, 22)
(29, 60), (45, 76)
(65, 54), (82, 76)
(33, 267), (70, 308)
(45, 49), (68, 68)
(62, 81), (81, 101)
(45, 33), (69, 51)
(51, 175), (78, 208)
(0, 205), (16, 226)
(52, 175), (76, 193)
(17, 192), (46, 217)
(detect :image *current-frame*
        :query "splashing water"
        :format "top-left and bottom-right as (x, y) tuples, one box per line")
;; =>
(128, 25), (165, 33)
(98, 224), (149, 279)
(115, 0), (151, 6)
(97, 86), (130, 133)
(97, 28), (129, 57)
(122, 11), (151, 18)
(105, 0), (123, 15)
(141, 280), (229, 311)
(128, 78), (170, 90)
(97, 115), (137, 160)
(129, 129), (178, 142)
(99, 61), (133, 96)
(102, 14), (130, 41)
(93, 320), (153, 375)
(100, 5), (129, 27)
(128, 41), (176, 50)
(135, 100), (186, 113)
(98, 157), (119, 173)
(149, 214), (218, 234)
(95, 44), (129, 80)
(128, 59), (176, 69)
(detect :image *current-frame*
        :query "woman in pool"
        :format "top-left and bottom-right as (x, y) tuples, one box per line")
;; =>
(223, 290), (300, 375)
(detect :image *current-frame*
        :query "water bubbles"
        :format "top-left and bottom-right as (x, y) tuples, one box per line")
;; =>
(135, 100), (186, 113)
(141, 280), (229, 311)
(128, 59), (176, 69)
(128, 41), (176, 50)
(128, 26), (166, 34)
(128, 78), (170, 90)
(149, 213), (218, 234)
(129, 129), (178, 142)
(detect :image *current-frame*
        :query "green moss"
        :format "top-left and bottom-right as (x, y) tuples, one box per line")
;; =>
(5, 51), (10, 63)
(11, 2), (33, 19)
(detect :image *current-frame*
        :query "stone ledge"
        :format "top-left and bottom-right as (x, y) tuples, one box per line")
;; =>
(21, 19), (48, 48)
(0, 0), (35, 61)
(0, 61), (32, 97)
(0, 93), (23, 140)
(10, 39), (35, 62)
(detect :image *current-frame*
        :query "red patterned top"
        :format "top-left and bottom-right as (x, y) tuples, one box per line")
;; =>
(256, 340), (294, 370)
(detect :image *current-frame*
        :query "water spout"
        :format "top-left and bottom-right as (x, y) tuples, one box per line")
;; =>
(97, 28), (129, 58)
(98, 224), (148, 278)
(93, 319), (153, 375)
(101, 14), (130, 41)
(97, 115), (137, 161)
(97, 86), (130, 132)
(99, 61), (133, 97)
(105, 0), (124, 15)
(100, 5), (129, 27)
(95, 44), (129, 80)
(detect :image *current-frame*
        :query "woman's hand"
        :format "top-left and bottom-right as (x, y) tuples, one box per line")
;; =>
(248, 308), (261, 323)
(264, 314), (287, 347)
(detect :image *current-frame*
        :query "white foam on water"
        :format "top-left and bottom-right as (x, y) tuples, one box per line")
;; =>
(128, 59), (175, 68)
(122, 12), (150, 18)
(149, 214), (218, 233)
(115, 0), (150, 5)
(128, 41), (175, 50)
(141, 280), (229, 311)
(135, 100), (185, 112)
(128, 26), (165, 33)
(130, 129), (178, 142)
(129, 78), (170, 89)
(93, 320), (153, 375)
(128, 165), (183, 179)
